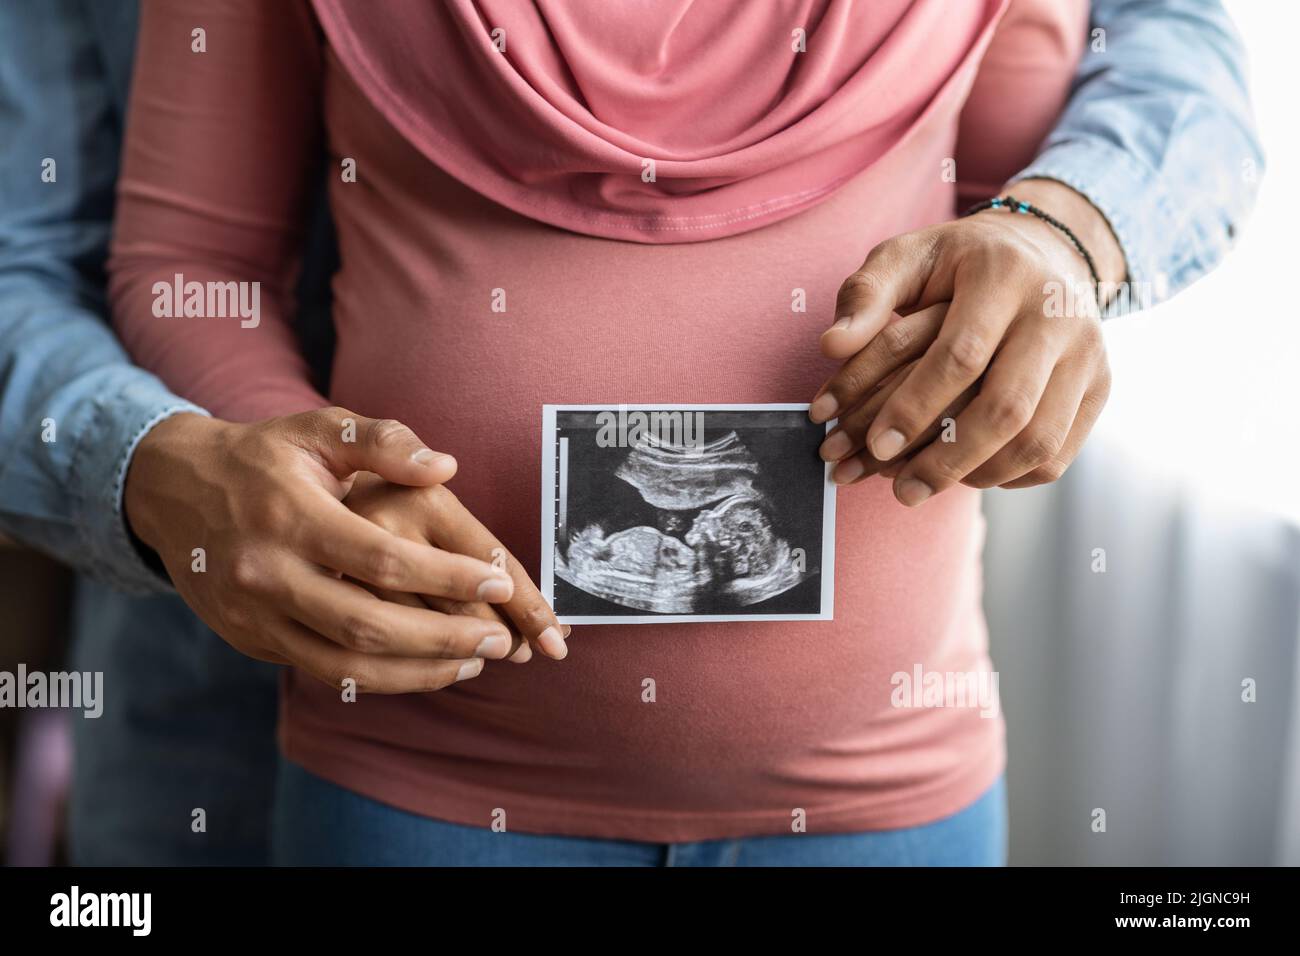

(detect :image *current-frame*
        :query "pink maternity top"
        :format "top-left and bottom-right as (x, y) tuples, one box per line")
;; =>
(111, 0), (1085, 840)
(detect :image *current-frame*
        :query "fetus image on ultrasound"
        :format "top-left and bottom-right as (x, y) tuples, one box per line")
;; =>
(550, 408), (830, 618)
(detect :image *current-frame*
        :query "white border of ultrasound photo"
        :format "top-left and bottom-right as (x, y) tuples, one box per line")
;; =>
(540, 404), (836, 624)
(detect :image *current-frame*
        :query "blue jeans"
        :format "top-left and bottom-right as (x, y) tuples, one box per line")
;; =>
(273, 759), (1007, 866)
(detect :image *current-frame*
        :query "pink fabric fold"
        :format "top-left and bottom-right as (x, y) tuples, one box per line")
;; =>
(311, 0), (1009, 242)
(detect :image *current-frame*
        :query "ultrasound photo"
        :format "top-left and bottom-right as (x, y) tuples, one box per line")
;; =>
(541, 405), (836, 623)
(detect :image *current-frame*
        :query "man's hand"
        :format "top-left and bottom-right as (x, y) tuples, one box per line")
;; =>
(810, 178), (1123, 504)
(123, 407), (536, 693)
(341, 473), (569, 662)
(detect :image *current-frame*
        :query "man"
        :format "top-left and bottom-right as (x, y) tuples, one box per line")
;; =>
(0, 0), (555, 864)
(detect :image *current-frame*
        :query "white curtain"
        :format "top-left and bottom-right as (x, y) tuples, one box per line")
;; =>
(984, 441), (1300, 864)
(981, 0), (1300, 864)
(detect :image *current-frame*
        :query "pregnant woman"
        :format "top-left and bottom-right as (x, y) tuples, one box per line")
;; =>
(109, 0), (1258, 864)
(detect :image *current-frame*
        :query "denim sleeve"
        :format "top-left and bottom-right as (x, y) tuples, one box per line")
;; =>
(0, 1), (200, 595)
(1008, 0), (1264, 308)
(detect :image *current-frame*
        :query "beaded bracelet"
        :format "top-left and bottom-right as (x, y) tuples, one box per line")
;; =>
(962, 195), (1103, 295)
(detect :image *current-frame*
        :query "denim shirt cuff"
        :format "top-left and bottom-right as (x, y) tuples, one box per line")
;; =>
(1009, 138), (1182, 312)
(68, 383), (208, 596)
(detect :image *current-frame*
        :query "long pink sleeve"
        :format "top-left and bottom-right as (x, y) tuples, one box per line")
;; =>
(954, 0), (1088, 207)
(109, 0), (328, 422)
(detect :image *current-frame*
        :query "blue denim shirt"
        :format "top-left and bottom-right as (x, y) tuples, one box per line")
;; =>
(1010, 0), (1264, 302)
(0, 0), (337, 594)
(0, 1), (201, 594)
(0, 0), (1264, 592)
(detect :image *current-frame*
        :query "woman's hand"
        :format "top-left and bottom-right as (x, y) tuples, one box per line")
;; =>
(810, 179), (1124, 504)
(342, 473), (568, 663)
(125, 407), (529, 694)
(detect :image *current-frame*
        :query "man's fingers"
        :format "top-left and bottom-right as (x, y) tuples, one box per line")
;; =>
(819, 359), (915, 465)
(810, 303), (947, 424)
(963, 359), (1092, 489)
(349, 582), (531, 664)
(820, 232), (941, 361)
(282, 565), (515, 660)
(889, 318), (1060, 505)
(275, 618), (485, 695)
(421, 595), (532, 663)
(999, 360), (1110, 489)
(295, 487), (514, 601)
(864, 273), (1024, 465)
(831, 383), (976, 486)
(417, 485), (569, 660)
(299, 408), (457, 487)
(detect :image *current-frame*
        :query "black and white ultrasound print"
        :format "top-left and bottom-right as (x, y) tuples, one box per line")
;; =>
(541, 405), (836, 623)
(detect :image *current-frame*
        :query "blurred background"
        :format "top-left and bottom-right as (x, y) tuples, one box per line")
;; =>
(1, 0), (1296, 865)
(986, 0), (1300, 865)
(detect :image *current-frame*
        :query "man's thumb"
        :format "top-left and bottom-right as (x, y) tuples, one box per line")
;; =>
(310, 409), (456, 486)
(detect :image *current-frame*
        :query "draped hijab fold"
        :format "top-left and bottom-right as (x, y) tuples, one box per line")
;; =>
(310, 0), (1011, 242)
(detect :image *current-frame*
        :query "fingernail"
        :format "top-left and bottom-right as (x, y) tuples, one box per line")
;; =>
(809, 393), (839, 423)
(561, 624), (572, 639)
(456, 659), (484, 682)
(411, 448), (447, 466)
(473, 632), (511, 659)
(819, 430), (853, 462)
(537, 625), (567, 660)
(476, 576), (513, 602)
(896, 478), (932, 506)
(823, 316), (853, 334)
(870, 428), (906, 460)
(832, 457), (865, 485)
(508, 642), (533, 663)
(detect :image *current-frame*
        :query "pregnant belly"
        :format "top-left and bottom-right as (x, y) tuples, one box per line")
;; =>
(303, 161), (993, 815)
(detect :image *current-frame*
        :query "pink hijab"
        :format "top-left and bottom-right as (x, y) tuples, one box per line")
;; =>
(311, 0), (1013, 243)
